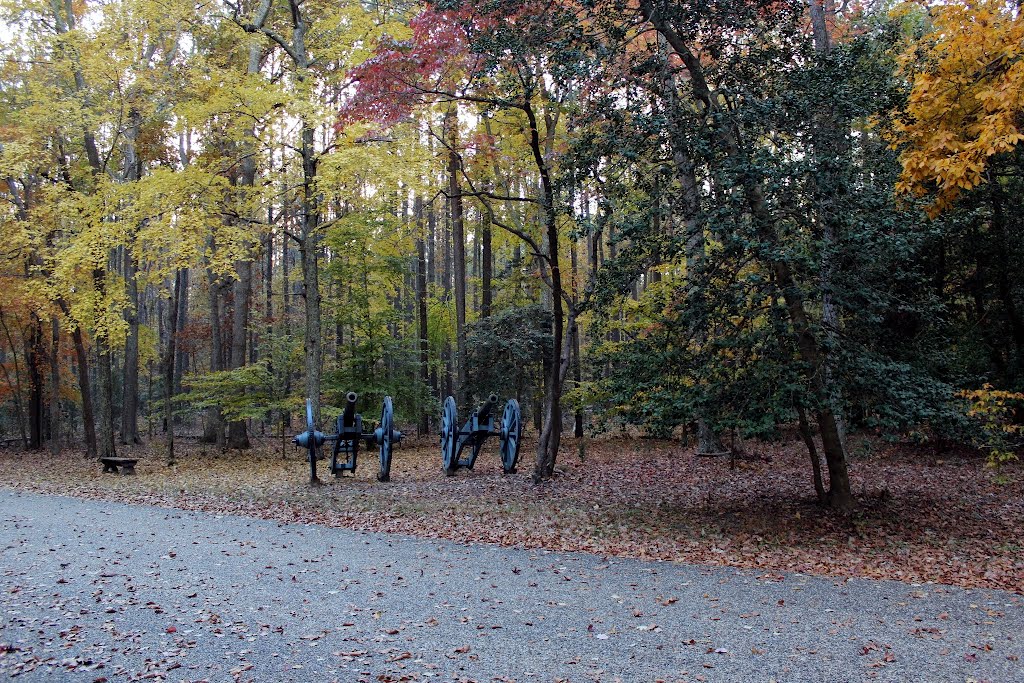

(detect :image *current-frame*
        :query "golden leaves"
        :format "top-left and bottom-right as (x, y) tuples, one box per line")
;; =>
(886, 1), (1024, 215)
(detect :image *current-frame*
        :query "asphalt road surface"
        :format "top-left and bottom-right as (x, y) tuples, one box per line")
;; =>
(1, 489), (1021, 682)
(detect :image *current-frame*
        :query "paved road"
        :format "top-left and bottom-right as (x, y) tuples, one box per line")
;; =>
(0, 490), (1021, 682)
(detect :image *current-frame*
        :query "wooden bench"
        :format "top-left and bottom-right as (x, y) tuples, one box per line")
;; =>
(100, 457), (138, 475)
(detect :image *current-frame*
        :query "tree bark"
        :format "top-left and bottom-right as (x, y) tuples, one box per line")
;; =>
(482, 205), (493, 319)
(49, 318), (60, 455)
(173, 267), (189, 395)
(228, 259), (252, 449)
(26, 312), (44, 450)
(92, 269), (116, 460)
(416, 196), (431, 435)
(165, 269), (182, 466)
(120, 249), (141, 445)
(527, 100), (566, 482)
(203, 268), (225, 445)
(56, 299), (96, 458)
(808, 0), (850, 461)
(0, 308), (28, 448)
(447, 109), (468, 407)
(120, 107), (142, 445)
(299, 122), (322, 435)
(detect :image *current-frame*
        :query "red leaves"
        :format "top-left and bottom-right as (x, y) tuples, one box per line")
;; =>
(339, 8), (475, 130)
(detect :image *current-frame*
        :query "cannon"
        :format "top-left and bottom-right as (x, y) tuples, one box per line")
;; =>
(293, 393), (402, 482)
(440, 394), (522, 475)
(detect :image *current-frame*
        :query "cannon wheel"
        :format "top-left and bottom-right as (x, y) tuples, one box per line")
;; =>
(377, 396), (395, 482)
(499, 399), (522, 474)
(441, 396), (458, 476)
(305, 399), (319, 483)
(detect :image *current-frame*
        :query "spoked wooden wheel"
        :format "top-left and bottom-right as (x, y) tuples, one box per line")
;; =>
(377, 396), (395, 482)
(441, 396), (458, 475)
(499, 399), (522, 474)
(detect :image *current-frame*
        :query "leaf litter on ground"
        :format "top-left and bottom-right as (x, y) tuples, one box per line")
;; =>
(0, 433), (1020, 592)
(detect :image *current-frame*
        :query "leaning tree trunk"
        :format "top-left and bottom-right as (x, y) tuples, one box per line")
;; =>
(639, 2), (853, 509)
(526, 101), (566, 482)
(808, 0), (850, 461)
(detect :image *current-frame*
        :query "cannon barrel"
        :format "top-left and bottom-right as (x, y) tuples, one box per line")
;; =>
(476, 393), (499, 421)
(342, 391), (358, 427)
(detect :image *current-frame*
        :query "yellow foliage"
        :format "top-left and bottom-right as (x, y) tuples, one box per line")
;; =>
(888, 1), (1024, 216)
(959, 384), (1023, 469)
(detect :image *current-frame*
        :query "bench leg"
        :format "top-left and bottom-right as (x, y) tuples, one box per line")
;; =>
(103, 464), (118, 473)
(120, 463), (136, 475)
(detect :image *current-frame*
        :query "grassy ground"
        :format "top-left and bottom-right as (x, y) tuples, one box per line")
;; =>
(1, 433), (1021, 592)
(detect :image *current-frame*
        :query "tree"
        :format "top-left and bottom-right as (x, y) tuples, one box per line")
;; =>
(888, 0), (1024, 215)
(572, 0), (928, 509)
(342, 0), (590, 481)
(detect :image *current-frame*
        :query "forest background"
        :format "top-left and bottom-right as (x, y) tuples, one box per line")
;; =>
(1, 0), (1023, 515)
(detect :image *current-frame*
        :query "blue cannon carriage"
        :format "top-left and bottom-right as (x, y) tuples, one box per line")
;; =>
(293, 393), (402, 483)
(440, 394), (523, 475)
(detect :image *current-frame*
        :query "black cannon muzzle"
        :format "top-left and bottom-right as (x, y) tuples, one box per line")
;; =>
(476, 393), (499, 421)
(342, 391), (358, 427)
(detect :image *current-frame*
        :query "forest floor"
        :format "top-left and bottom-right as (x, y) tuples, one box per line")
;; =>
(0, 434), (1020, 593)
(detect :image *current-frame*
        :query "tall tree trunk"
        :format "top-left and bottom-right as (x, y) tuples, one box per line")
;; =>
(570, 239), (583, 438)
(808, 0), (850, 461)
(796, 403), (827, 504)
(203, 269), (225, 445)
(49, 318), (60, 455)
(427, 204), (436, 286)
(0, 309), (28, 448)
(442, 195), (453, 400)
(481, 205), (492, 319)
(640, 2), (853, 508)
(223, 16), (267, 449)
(416, 196), (431, 435)
(93, 269), (116, 460)
(121, 250), (141, 445)
(264, 229), (274, 436)
(300, 122), (322, 439)
(447, 110), (468, 407)
(56, 299), (96, 458)
(526, 101), (565, 481)
(173, 267), (189, 395)
(282, 219), (292, 438)
(165, 270), (182, 466)
(427, 204), (438, 398)
(228, 260), (252, 449)
(26, 312), (44, 450)
(120, 108), (142, 445)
